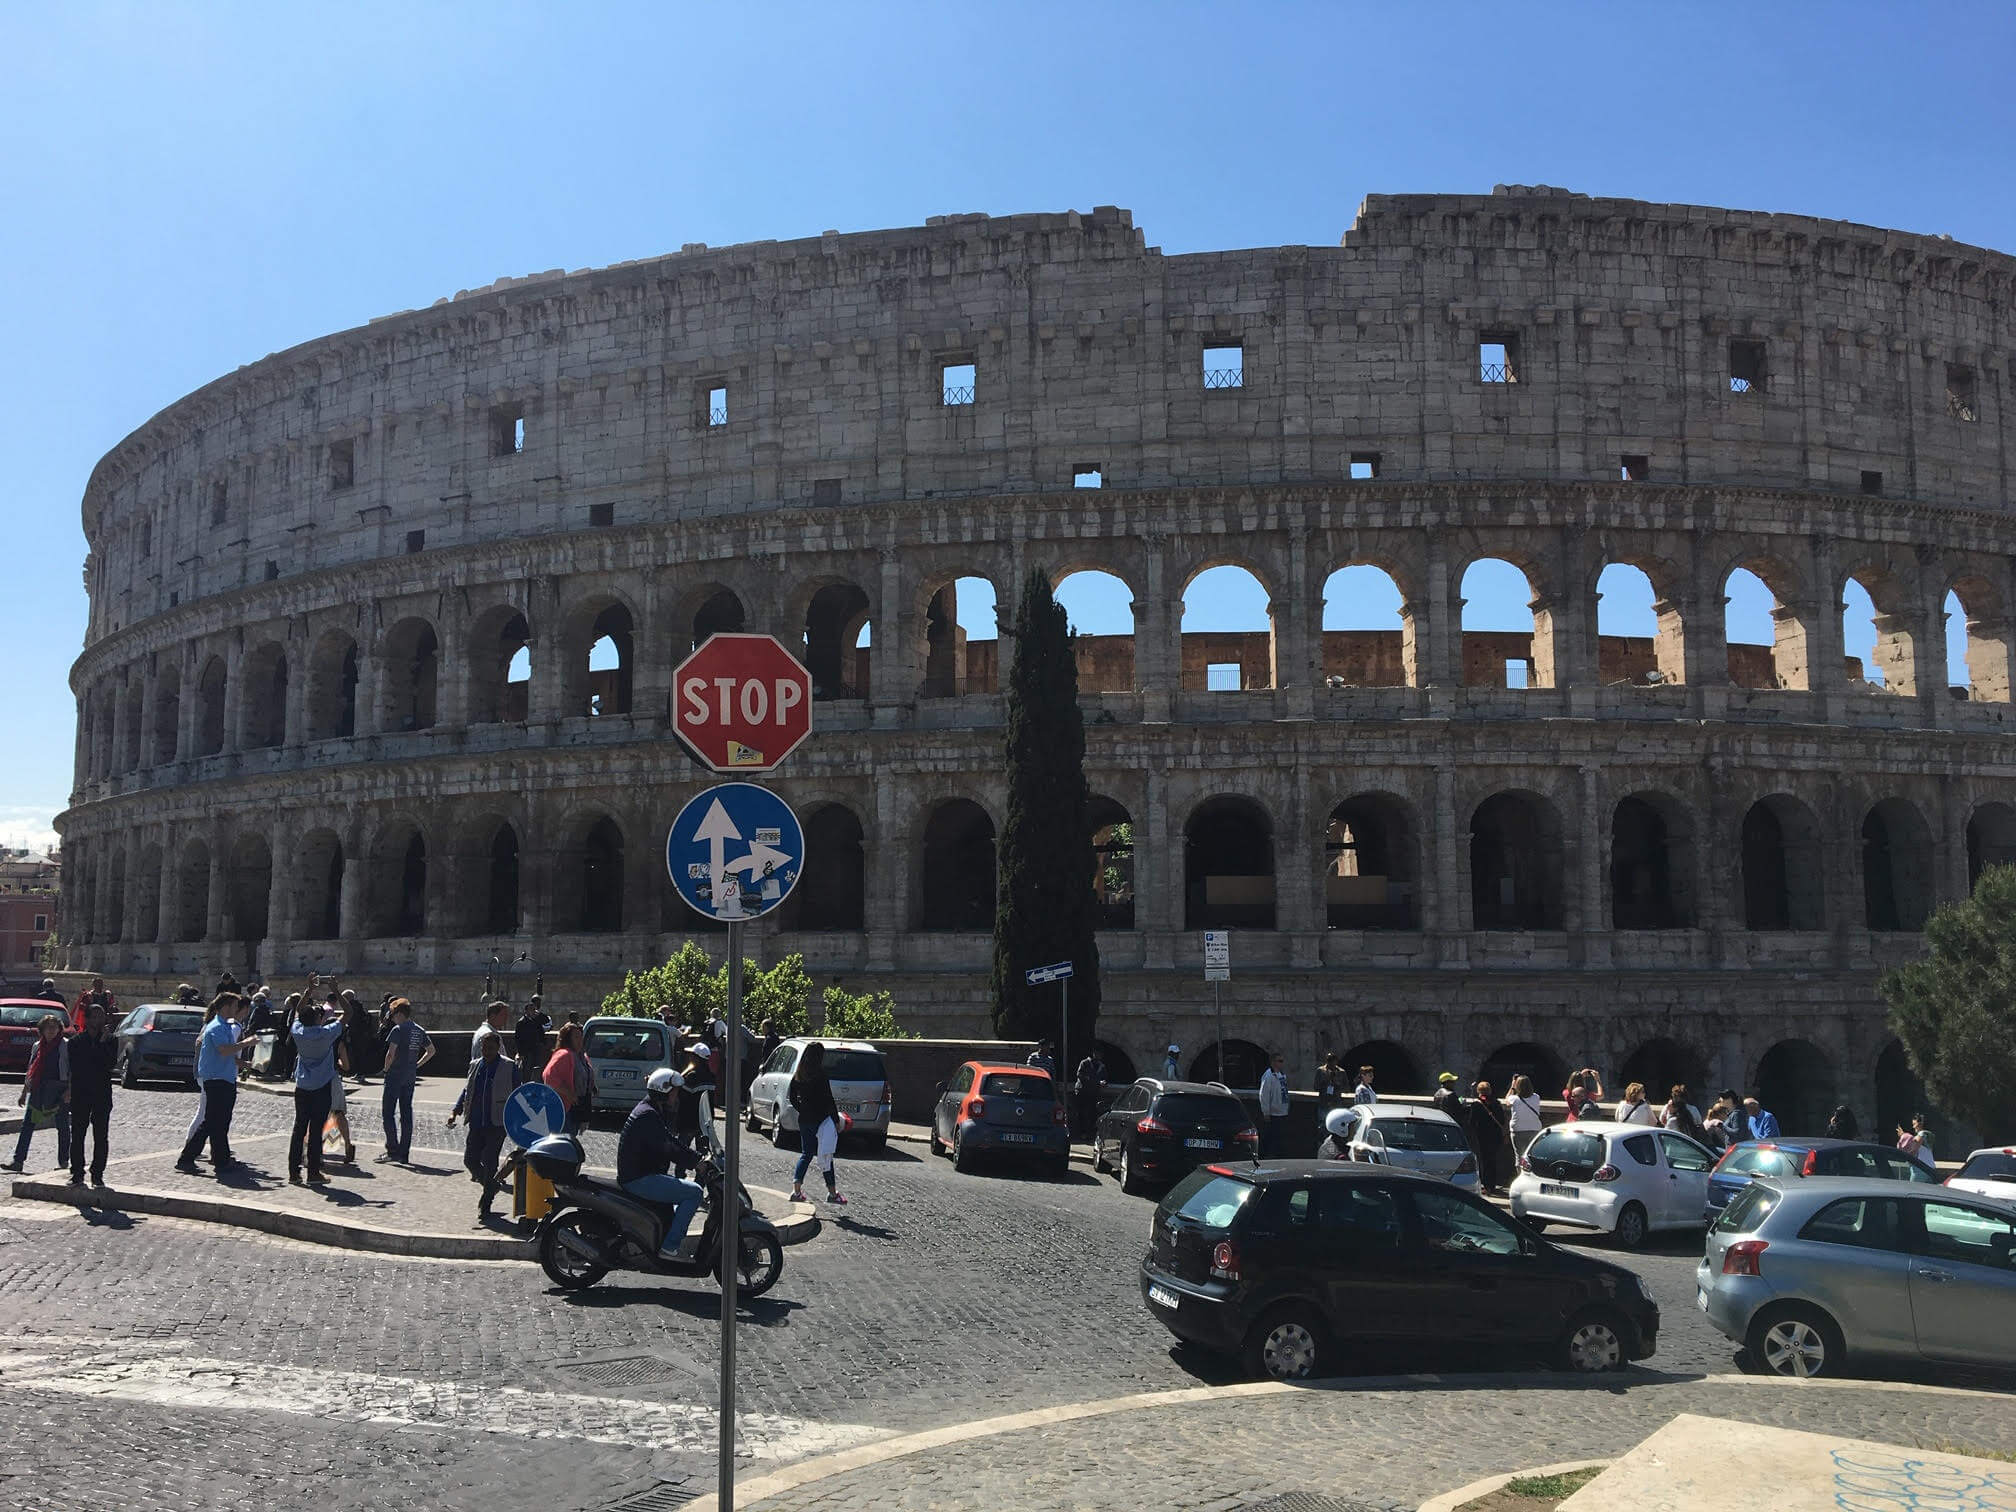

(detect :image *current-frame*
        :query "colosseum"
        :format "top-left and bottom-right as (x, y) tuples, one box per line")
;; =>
(58, 186), (2016, 1132)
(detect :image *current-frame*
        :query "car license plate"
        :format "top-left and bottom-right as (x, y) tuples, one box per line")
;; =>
(1697, 1288), (1708, 1313)
(851, 1104), (876, 1116)
(1184, 1137), (1221, 1149)
(607, 1068), (634, 1080)
(1002, 1133), (1035, 1144)
(1540, 1183), (1578, 1198)
(1148, 1284), (1180, 1311)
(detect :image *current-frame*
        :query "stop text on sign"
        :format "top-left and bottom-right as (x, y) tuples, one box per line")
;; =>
(682, 675), (805, 728)
(670, 633), (814, 773)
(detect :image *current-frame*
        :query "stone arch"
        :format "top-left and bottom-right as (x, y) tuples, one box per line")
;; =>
(1861, 796), (1934, 931)
(1618, 1036), (1709, 1102)
(465, 604), (530, 725)
(1740, 794), (1826, 930)
(798, 580), (873, 702)
(1094, 1040), (1137, 1085)
(1188, 1038), (1269, 1089)
(482, 819), (522, 936)
(1838, 557), (1921, 696)
(1088, 795), (1135, 930)
(194, 655), (228, 756)
(305, 630), (359, 740)
(240, 641), (288, 750)
(1341, 1039), (1422, 1094)
(1966, 800), (2016, 890)
(1874, 1039), (1927, 1143)
(686, 585), (747, 650)
(1468, 789), (1565, 930)
(1459, 555), (1545, 688)
(1184, 794), (1276, 930)
(296, 829), (344, 941)
(1323, 791), (1419, 929)
(554, 811), (626, 933)
(379, 617), (439, 732)
(1611, 790), (1696, 929)
(1321, 562), (1412, 688)
(1180, 561), (1275, 691)
(917, 798), (996, 931)
(557, 593), (637, 719)
(150, 662), (181, 765)
(1477, 1042), (1566, 1101)
(367, 820), (429, 938)
(174, 839), (210, 943)
(779, 803), (866, 931)
(1754, 1037), (1837, 1137)
(1946, 571), (2012, 702)
(916, 571), (1004, 698)
(226, 831), (272, 943)
(104, 847), (127, 944)
(1054, 568), (1137, 694)
(1594, 556), (1685, 686)
(133, 842), (163, 944)
(1721, 552), (1810, 690)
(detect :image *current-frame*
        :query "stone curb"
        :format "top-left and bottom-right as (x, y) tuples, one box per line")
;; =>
(1415, 1458), (1612, 1512)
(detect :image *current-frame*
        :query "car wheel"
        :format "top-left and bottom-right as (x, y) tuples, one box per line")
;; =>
(118, 1049), (137, 1090)
(1611, 1201), (1649, 1250)
(928, 1121), (945, 1157)
(771, 1112), (795, 1150)
(1748, 1304), (1843, 1379)
(952, 1130), (974, 1173)
(1091, 1138), (1109, 1174)
(745, 1104), (763, 1133)
(1243, 1305), (1327, 1382)
(1520, 1216), (1549, 1234)
(1555, 1308), (1628, 1373)
(1118, 1141), (1145, 1196)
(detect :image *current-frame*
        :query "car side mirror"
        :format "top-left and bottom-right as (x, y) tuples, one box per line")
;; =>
(935, 1081), (947, 1096)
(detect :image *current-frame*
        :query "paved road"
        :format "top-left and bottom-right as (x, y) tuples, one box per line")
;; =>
(0, 1083), (2007, 1511)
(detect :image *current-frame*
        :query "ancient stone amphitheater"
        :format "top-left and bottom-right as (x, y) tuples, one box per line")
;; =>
(60, 187), (2016, 1129)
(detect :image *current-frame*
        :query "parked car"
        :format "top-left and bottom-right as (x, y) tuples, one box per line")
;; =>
(1698, 1176), (2016, 1377)
(1094, 1079), (1258, 1194)
(1946, 1147), (2016, 1204)
(746, 1038), (891, 1149)
(0, 1000), (63, 1075)
(1508, 1120), (1717, 1248)
(1321, 1104), (1479, 1190)
(580, 1016), (677, 1112)
(113, 1003), (205, 1087)
(927, 1062), (1071, 1174)
(1141, 1161), (1660, 1381)
(1704, 1138), (1939, 1220)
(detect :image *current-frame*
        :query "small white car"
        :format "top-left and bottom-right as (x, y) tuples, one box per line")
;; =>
(747, 1037), (891, 1148)
(1509, 1119), (1716, 1248)
(580, 1015), (676, 1112)
(1946, 1147), (2016, 1203)
(1321, 1104), (1479, 1190)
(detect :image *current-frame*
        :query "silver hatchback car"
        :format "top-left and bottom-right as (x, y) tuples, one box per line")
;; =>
(1697, 1176), (2016, 1377)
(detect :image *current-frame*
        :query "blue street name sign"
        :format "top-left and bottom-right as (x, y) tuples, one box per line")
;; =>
(504, 1081), (567, 1149)
(1024, 960), (1075, 986)
(666, 782), (805, 922)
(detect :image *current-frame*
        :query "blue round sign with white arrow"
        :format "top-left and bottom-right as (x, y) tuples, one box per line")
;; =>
(666, 782), (805, 922)
(503, 1081), (567, 1150)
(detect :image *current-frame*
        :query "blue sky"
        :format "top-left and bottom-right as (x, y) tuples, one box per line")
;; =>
(5, 3), (2010, 850)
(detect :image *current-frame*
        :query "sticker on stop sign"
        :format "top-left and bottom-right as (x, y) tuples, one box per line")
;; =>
(671, 633), (814, 773)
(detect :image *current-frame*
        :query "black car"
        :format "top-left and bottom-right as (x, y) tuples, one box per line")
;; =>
(1094, 1079), (1258, 1194)
(1139, 1161), (1661, 1381)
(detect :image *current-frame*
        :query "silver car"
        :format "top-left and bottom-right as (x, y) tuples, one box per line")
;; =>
(1322, 1104), (1480, 1190)
(747, 1037), (891, 1149)
(1697, 1175), (2016, 1377)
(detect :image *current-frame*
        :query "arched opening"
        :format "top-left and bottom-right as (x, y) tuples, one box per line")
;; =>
(195, 656), (227, 756)
(1723, 563), (1807, 690)
(466, 609), (530, 725)
(1966, 801), (2016, 890)
(1619, 1037), (1708, 1102)
(381, 619), (439, 732)
(175, 841), (210, 943)
(1874, 1039), (1928, 1144)
(579, 603), (634, 717)
(1324, 794), (1418, 929)
(920, 576), (1001, 697)
(569, 816), (625, 933)
(305, 632), (359, 740)
(1862, 797), (1934, 931)
(918, 800), (996, 931)
(1187, 1038), (1269, 1089)
(1841, 577), (1889, 690)
(781, 804), (866, 931)
(1461, 558), (1539, 688)
(1054, 569), (1135, 694)
(1088, 796), (1135, 930)
(297, 830), (343, 941)
(227, 833), (271, 943)
(1341, 1039), (1422, 1094)
(1181, 564), (1274, 690)
(1321, 564), (1410, 688)
(133, 844), (162, 944)
(1754, 1038), (1836, 1137)
(369, 827), (428, 938)
(1740, 795), (1826, 930)
(1946, 576), (2013, 703)
(150, 664), (181, 765)
(1597, 562), (1683, 686)
(485, 823), (521, 935)
(1611, 793), (1694, 929)
(1185, 796), (1275, 930)
(803, 583), (871, 702)
(691, 589), (746, 649)
(120, 678), (144, 772)
(1094, 1040), (1137, 1085)
(1477, 1042), (1565, 1101)
(1469, 791), (1564, 930)
(240, 643), (288, 750)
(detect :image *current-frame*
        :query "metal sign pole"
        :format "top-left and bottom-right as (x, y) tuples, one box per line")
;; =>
(719, 921), (744, 1512)
(1060, 973), (1070, 1094)
(1214, 980), (1223, 1090)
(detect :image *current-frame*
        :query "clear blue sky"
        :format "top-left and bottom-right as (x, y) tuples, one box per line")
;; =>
(5, 3), (2010, 850)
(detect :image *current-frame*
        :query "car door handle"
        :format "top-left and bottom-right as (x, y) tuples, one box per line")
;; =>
(1914, 1267), (1955, 1284)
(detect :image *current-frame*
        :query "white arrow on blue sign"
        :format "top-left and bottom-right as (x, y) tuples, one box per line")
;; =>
(503, 1081), (568, 1149)
(1024, 961), (1075, 985)
(666, 782), (805, 922)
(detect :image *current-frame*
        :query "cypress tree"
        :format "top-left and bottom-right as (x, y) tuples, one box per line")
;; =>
(991, 568), (1102, 1064)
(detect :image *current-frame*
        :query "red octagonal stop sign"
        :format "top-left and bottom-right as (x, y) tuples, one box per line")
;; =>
(672, 633), (814, 772)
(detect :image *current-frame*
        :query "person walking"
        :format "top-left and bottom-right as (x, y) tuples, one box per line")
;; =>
(1352, 1064), (1378, 1107)
(787, 1040), (846, 1206)
(1897, 1112), (1936, 1172)
(1614, 1082), (1656, 1125)
(448, 1029), (520, 1214)
(514, 996), (552, 1077)
(1258, 1053), (1291, 1157)
(176, 994), (255, 1176)
(1825, 1104), (1860, 1140)
(1743, 1096), (1780, 1141)
(1468, 1080), (1512, 1193)
(1026, 1040), (1057, 1078)
(375, 998), (434, 1164)
(3, 1013), (70, 1172)
(287, 1001), (346, 1186)
(1072, 1046), (1106, 1141)
(542, 1021), (593, 1134)
(1505, 1074), (1545, 1159)
(1162, 1043), (1182, 1080)
(67, 1001), (118, 1186)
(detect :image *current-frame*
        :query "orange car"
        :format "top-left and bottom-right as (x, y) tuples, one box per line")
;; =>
(927, 1061), (1072, 1174)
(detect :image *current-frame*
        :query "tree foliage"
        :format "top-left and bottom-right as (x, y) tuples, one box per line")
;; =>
(821, 984), (913, 1040)
(990, 568), (1102, 1060)
(602, 948), (913, 1041)
(1880, 864), (2016, 1139)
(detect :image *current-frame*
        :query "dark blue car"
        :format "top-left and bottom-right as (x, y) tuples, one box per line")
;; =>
(1703, 1138), (1938, 1219)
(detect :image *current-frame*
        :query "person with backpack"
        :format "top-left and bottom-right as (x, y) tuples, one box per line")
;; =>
(3, 1013), (70, 1172)
(788, 1041), (847, 1207)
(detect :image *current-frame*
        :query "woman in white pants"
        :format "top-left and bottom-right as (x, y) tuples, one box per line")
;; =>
(787, 1041), (847, 1206)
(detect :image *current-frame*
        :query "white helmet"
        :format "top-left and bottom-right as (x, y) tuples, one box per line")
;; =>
(646, 1068), (685, 1095)
(1324, 1106), (1359, 1138)
(1166, 1043), (1181, 1054)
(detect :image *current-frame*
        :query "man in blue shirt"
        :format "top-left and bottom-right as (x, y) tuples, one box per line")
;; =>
(1745, 1097), (1781, 1141)
(288, 1002), (347, 1185)
(617, 1069), (705, 1260)
(376, 998), (434, 1164)
(448, 1031), (520, 1217)
(176, 995), (255, 1175)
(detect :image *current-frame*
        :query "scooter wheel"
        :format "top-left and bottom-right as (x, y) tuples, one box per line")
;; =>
(735, 1231), (784, 1298)
(539, 1209), (613, 1291)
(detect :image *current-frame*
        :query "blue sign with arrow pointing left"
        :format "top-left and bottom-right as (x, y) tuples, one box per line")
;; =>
(666, 782), (805, 922)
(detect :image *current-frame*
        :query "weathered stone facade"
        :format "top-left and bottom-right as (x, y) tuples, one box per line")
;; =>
(57, 188), (2016, 1129)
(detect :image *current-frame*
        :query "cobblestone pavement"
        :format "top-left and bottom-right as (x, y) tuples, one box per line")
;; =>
(0, 1085), (2007, 1510)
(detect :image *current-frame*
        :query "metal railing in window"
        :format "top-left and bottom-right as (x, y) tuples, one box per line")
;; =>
(1479, 363), (1515, 384)
(708, 403), (728, 426)
(1203, 367), (1243, 390)
(942, 385), (975, 406)
(1729, 376), (1756, 395)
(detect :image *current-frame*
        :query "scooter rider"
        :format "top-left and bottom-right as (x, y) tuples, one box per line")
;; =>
(618, 1068), (706, 1260)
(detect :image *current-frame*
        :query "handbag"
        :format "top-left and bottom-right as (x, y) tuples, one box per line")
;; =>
(28, 1101), (64, 1129)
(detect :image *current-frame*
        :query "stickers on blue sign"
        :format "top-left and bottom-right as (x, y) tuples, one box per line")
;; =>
(665, 783), (805, 922)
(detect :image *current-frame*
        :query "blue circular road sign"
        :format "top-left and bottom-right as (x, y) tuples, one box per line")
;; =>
(504, 1081), (568, 1149)
(666, 782), (805, 922)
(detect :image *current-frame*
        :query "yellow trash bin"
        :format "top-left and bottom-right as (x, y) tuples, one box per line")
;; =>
(517, 1161), (556, 1222)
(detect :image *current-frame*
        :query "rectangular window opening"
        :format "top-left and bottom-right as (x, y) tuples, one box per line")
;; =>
(209, 481), (228, 526)
(588, 501), (614, 528)
(1504, 659), (1530, 689)
(169, 591), (179, 607)
(941, 361), (976, 406)
(1479, 335), (1518, 384)
(490, 407), (525, 456)
(329, 439), (356, 491)
(1349, 451), (1381, 481)
(1620, 454), (1649, 482)
(1073, 464), (1103, 489)
(263, 560), (280, 581)
(405, 529), (425, 554)
(1203, 344), (1244, 390)
(1947, 365), (1978, 422)
(1206, 662), (1243, 691)
(33, 916), (46, 932)
(811, 477), (843, 507)
(1861, 470), (1885, 497)
(1729, 339), (1766, 395)
(705, 384), (728, 427)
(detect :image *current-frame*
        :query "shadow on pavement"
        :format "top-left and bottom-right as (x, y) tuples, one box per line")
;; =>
(556, 1283), (806, 1326)
(840, 1141), (920, 1164)
(831, 1215), (899, 1241)
(77, 1205), (140, 1230)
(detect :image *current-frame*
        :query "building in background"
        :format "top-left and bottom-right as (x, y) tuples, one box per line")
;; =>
(0, 849), (60, 973)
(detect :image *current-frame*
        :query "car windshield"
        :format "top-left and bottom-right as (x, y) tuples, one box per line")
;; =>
(1958, 1152), (2016, 1183)
(1719, 1146), (1798, 1176)
(980, 1073), (1053, 1099)
(1370, 1117), (1468, 1152)
(149, 1011), (203, 1033)
(0, 1006), (56, 1028)
(821, 1050), (886, 1082)
(1715, 1183), (1779, 1234)
(1169, 1173), (1253, 1231)
(585, 1025), (665, 1061)
(1157, 1094), (1249, 1126)
(1527, 1129), (1606, 1167)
